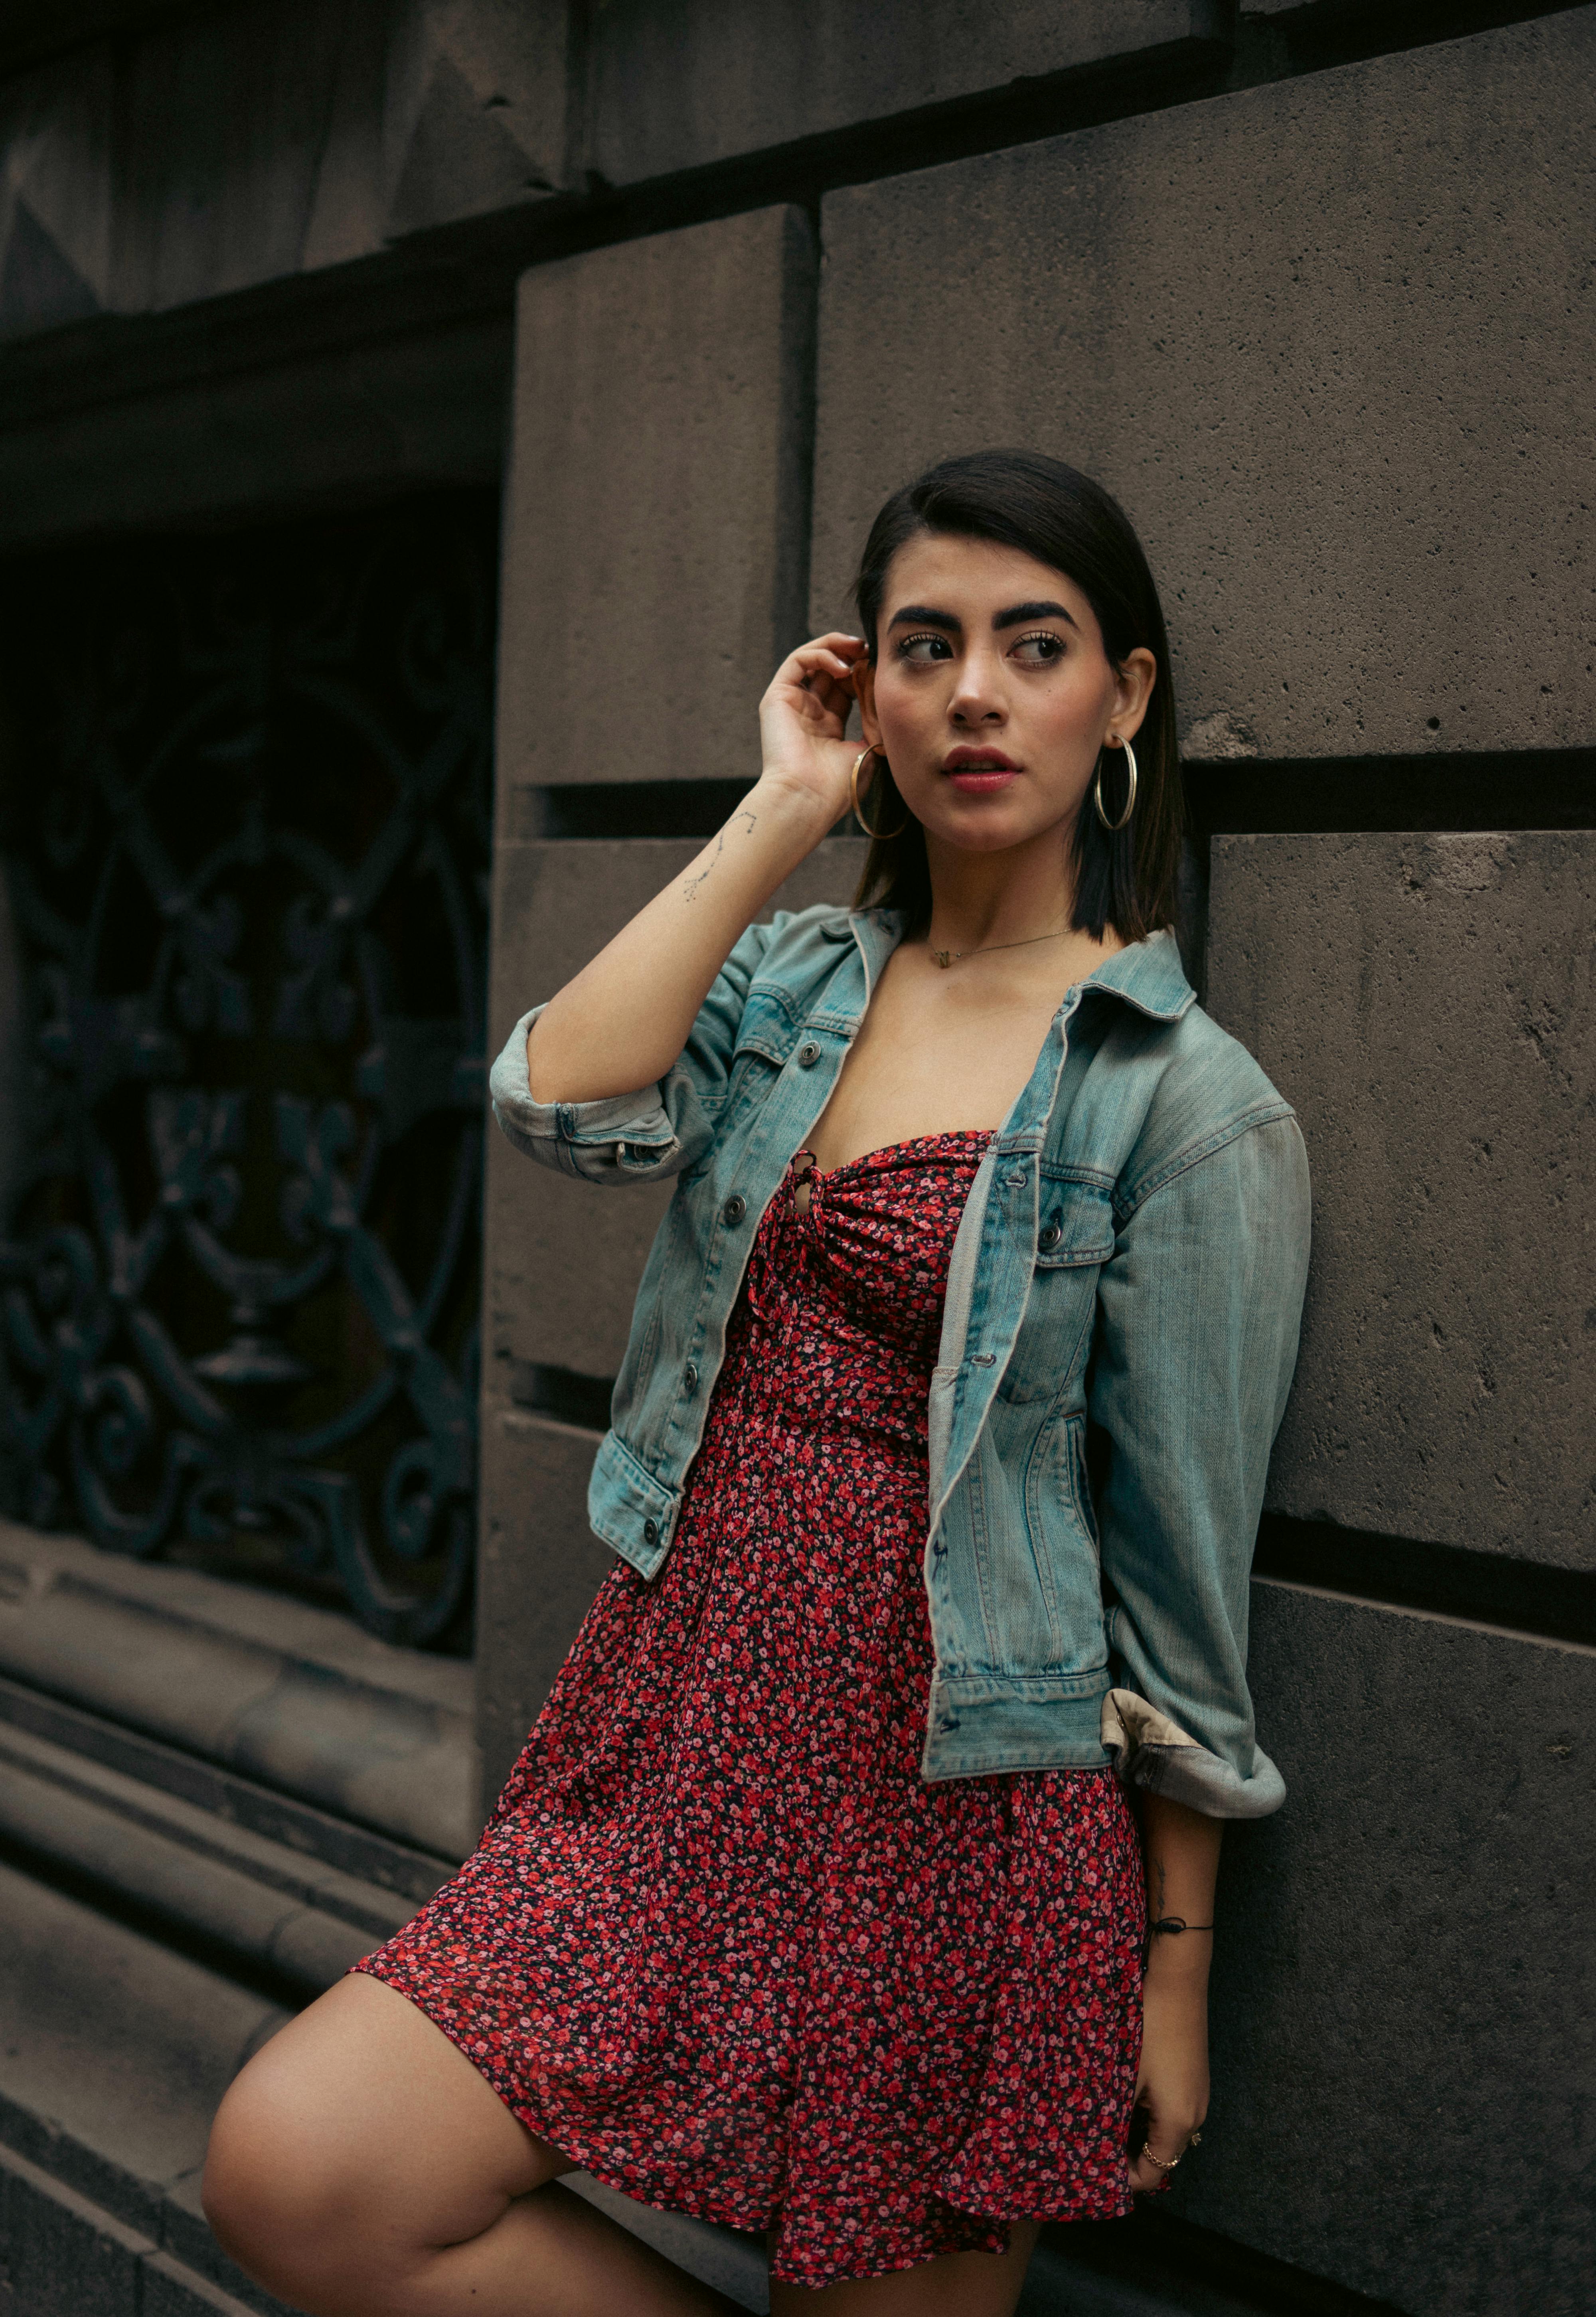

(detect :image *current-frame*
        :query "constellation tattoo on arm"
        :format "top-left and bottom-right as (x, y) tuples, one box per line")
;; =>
(681, 809), (758, 901)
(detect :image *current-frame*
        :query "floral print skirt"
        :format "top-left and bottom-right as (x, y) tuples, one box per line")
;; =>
(356, 1133), (1145, 2288)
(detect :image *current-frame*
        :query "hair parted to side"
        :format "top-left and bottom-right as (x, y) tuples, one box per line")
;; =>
(851, 449), (1183, 945)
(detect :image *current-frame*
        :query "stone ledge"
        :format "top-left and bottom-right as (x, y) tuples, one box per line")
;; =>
(0, 2139), (269, 2317)
(0, 1672), (452, 1905)
(0, 1855), (291, 2293)
(0, 1716), (420, 2001)
(0, 1521), (477, 1859)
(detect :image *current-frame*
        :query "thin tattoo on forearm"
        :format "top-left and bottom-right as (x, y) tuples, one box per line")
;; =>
(681, 810), (758, 901)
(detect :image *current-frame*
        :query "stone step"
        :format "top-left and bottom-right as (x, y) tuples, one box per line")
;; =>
(0, 2139), (265, 2317)
(0, 1520), (478, 1859)
(0, 1669), (452, 1908)
(0, 1854), (297, 2315)
(0, 1713), (426, 1999)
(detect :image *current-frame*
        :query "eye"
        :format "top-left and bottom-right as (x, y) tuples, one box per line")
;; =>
(895, 631), (955, 663)
(1010, 630), (1067, 665)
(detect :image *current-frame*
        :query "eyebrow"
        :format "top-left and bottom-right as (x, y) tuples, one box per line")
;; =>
(886, 599), (1080, 634)
(994, 599), (1079, 632)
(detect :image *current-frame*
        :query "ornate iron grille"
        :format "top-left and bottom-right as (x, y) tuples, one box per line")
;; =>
(0, 495), (496, 1648)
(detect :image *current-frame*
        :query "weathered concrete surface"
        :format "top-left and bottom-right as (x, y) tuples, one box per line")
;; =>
(810, 11), (1596, 757)
(585, 0), (1229, 184)
(0, 1859), (287, 2236)
(0, 1716), (419, 1998)
(0, 1859), (300, 2313)
(0, 0), (570, 344)
(484, 837), (865, 1381)
(0, 1523), (477, 1857)
(1206, 832), (1594, 1568)
(1193, 1579), (1595, 2316)
(0, 2141), (152, 2317)
(477, 1408), (613, 1807)
(497, 207), (817, 794)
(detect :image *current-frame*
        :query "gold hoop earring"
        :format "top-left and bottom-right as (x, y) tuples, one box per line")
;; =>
(850, 745), (909, 841)
(1093, 734), (1138, 833)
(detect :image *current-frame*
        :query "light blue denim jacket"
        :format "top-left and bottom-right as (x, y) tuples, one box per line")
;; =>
(491, 906), (1310, 1817)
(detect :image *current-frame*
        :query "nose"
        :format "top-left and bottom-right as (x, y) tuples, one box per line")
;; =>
(947, 643), (1007, 727)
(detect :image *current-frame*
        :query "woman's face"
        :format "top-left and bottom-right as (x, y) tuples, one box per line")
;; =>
(855, 531), (1156, 859)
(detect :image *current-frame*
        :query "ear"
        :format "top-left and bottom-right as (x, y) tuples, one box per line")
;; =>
(1110, 647), (1157, 743)
(854, 654), (882, 748)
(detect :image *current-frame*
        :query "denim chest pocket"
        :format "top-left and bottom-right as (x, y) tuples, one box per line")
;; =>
(1034, 1180), (1116, 1268)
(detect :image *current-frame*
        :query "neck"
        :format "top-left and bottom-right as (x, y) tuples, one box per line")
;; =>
(922, 819), (1079, 954)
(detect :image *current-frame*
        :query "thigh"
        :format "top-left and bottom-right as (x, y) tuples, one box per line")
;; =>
(206, 1969), (573, 2250)
(768, 2222), (1039, 2317)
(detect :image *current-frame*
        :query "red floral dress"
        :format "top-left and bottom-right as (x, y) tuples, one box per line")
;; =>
(357, 1134), (1145, 2288)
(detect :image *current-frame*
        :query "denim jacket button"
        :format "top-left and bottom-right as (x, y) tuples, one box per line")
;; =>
(683, 1362), (698, 1393)
(796, 1040), (820, 1067)
(1038, 1219), (1062, 1250)
(642, 1518), (660, 1547)
(721, 1194), (746, 1226)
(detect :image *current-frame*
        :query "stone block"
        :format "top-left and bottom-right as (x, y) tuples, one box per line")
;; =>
(585, 0), (1228, 186)
(0, 47), (113, 342)
(476, 1409), (614, 1808)
(377, 0), (572, 239)
(497, 207), (817, 795)
(0, 2141), (148, 2317)
(115, 0), (569, 314)
(486, 836), (865, 1380)
(118, 0), (366, 312)
(1187, 1579), (1595, 2315)
(1205, 832), (1594, 1568)
(810, 12), (1596, 757)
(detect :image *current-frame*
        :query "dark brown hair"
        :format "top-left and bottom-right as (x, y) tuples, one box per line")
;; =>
(851, 449), (1182, 943)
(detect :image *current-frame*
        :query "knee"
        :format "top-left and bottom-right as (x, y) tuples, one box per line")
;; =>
(202, 2060), (370, 2300)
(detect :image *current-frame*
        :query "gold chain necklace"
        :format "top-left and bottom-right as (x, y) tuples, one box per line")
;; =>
(929, 926), (1068, 970)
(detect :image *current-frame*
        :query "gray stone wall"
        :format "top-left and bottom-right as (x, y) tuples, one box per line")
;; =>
(0, 2), (1590, 2311)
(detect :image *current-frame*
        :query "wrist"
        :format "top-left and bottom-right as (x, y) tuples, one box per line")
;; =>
(750, 765), (846, 843)
(1143, 1935), (1213, 1993)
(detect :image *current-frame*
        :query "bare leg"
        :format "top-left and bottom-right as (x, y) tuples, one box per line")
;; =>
(203, 1973), (743, 2317)
(767, 2224), (1039, 2317)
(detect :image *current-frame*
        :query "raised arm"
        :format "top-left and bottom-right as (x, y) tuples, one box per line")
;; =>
(526, 633), (867, 1104)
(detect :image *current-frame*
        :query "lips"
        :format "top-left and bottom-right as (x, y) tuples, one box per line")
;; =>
(942, 747), (1019, 794)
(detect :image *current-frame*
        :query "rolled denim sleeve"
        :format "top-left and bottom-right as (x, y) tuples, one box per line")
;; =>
(1091, 1111), (1311, 1817)
(488, 915), (780, 1186)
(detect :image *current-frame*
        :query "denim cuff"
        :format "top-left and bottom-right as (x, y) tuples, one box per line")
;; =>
(1101, 1688), (1286, 1820)
(489, 1007), (680, 1181)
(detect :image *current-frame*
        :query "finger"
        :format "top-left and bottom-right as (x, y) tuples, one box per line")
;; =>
(783, 635), (864, 677)
(787, 648), (860, 689)
(1127, 2153), (1172, 2197)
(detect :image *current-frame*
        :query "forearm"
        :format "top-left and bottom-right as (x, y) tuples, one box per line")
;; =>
(1129, 1793), (1221, 2190)
(1142, 1791), (1222, 1956)
(526, 774), (831, 1104)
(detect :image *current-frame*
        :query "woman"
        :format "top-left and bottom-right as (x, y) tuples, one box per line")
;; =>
(204, 450), (1310, 2317)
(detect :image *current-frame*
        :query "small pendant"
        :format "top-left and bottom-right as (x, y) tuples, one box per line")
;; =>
(932, 949), (955, 969)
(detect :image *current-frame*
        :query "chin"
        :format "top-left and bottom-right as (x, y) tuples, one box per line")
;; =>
(922, 799), (1069, 853)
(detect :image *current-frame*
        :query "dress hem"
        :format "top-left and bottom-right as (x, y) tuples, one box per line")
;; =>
(350, 1956), (1135, 2287)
